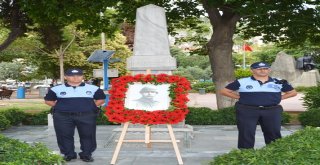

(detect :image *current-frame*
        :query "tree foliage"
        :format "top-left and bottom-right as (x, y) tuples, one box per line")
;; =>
(113, 0), (320, 108)
(174, 66), (209, 81)
(1, 1), (319, 108)
(0, 62), (23, 80)
(171, 46), (210, 69)
(0, 0), (119, 51)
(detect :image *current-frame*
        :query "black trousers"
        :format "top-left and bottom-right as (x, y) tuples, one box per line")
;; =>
(53, 111), (97, 157)
(235, 103), (283, 149)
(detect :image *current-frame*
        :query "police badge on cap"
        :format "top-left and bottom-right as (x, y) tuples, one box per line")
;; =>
(250, 62), (271, 69)
(65, 68), (83, 76)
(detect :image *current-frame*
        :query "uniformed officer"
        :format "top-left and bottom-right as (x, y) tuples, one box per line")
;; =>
(219, 62), (297, 149)
(44, 68), (106, 162)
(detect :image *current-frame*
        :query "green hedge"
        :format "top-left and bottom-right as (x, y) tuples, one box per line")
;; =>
(191, 82), (215, 93)
(210, 127), (320, 164)
(0, 108), (119, 130)
(185, 107), (290, 125)
(0, 108), (25, 126)
(294, 86), (313, 93)
(302, 85), (320, 109)
(298, 85), (320, 126)
(22, 110), (50, 125)
(234, 69), (252, 79)
(0, 108), (25, 130)
(0, 106), (291, 131)
(0, 134), (64, 164)
(186, 107), (236, 125)
(0, 114), (10, 131)
(298, 108), (320, 127)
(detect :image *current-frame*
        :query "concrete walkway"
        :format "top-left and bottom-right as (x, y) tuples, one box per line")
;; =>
(1, 125), (302, 165)
(1, 92), (305, 164)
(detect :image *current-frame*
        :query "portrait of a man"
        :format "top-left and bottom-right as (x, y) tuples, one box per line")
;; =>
(124, 83), (170, 111)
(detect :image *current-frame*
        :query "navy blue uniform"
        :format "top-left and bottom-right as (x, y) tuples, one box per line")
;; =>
(226, 76), (293, 149)
(45, 82), (105, 158)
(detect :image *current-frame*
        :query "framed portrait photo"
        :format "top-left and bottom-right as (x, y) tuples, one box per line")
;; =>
(106, 74), (191, 125)
(124, 83), (171, 111)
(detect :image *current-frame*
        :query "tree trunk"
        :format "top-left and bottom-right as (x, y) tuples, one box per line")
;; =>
(0, 28), (24, 52)
(207, 26), (238, 109)
(203, 2), (241, 109)
(0, 0), (27, 52)
(39, 24), (63, 52)
(58, 46), (64, 84)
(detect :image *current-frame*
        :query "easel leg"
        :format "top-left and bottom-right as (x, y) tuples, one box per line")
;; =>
(167, 124), (183, 165)
(110, 122), (129, 165)
(145, 125), (152, 148)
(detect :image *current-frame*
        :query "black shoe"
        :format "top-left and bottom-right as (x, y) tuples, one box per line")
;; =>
(63, 155), (77, 161)
(80, 155), (94, 162)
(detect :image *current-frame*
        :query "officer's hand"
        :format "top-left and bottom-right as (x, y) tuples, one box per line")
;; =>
(274, 79), (288, 85)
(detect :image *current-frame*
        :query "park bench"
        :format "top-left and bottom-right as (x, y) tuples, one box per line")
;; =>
(0, 90), (13, 100)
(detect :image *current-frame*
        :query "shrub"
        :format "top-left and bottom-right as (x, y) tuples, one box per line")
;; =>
(302, 85), (320, 109)
(281, 111), (291, 124)
(0, 108), (25, 126)
(191, 82), (215, 93)
(0, 134), (64, 164)
(0, 114), (10, 130)
(294, 86), (313, 93)
(298, 108), (320, 127)
(210, 127), (320, 165)
(211, 107), (236, 125)
(22, 110), (50, 125)
(234, 69), (252, 79)
(186, 107), (290, 125)
(186, 107), (215, 125)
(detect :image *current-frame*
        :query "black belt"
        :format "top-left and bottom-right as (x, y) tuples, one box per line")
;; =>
(55, 111), (96, 116)
(237, 103), (281, 110)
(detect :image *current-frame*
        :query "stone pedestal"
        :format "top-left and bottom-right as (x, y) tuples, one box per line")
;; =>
(124, 5), (190, 143)
(270, 51), (320, 87)
(127, 4), (176, 75)
(293, 69), (320, 87)
(48, 114), (53, 127)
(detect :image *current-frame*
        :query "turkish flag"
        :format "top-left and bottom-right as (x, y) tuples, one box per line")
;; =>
(243, 44), (253, 52)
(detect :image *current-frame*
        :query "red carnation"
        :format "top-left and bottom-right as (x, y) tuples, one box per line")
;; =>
(142, 74), (154, 82)
(156, 74), (168, 82)
(168, 75), (180, 83)
(133, 74), (144, 81)
(174, 87), (184, 93)
(119, 75), (134, 83)
(118, 87), (128, 93)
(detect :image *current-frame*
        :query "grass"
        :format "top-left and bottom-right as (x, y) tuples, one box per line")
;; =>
(0, 99), (50, 113)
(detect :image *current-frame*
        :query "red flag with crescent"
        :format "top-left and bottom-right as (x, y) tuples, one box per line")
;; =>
(243, 44), (253, 52)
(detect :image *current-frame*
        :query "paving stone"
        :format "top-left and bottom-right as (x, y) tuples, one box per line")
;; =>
(1, 125), (302, 165)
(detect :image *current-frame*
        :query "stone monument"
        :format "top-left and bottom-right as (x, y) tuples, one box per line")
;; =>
(126, 4), (176, 75)
(270, 51), (303, 82)
(293, 70), (320, 87)
(119, 4), (191, 149)
(270, 51), (320, 87)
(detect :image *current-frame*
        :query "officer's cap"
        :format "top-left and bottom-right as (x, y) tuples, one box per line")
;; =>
(65, 68), (83, 76)
(250, 62), (270, 69)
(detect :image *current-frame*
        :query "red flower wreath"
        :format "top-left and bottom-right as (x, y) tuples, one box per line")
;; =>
(105, 74), (191, 125)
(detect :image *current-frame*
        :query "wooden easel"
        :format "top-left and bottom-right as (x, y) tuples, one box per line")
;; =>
(110, 69), (183, 165)
(110, 122), (183, 165)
